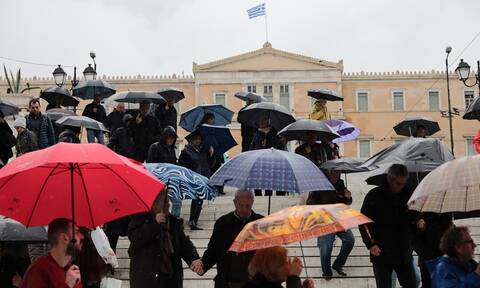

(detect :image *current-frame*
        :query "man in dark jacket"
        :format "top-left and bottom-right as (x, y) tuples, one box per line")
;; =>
(82, 96), (107, 144)
(359, 164), (417, 288)
(200, 190), (263, 288)
(107, 114), (135, 159)
(155, 96), (177, 130)
(306, 169), (354, 279)
(25, 98), (55, 149)
(0, 111), (15, 165)
(147, 126), (177, 164)
(128, 191), (201, 288)
(132, 101), (162, 162)
(238, 99), (257, 152)
(104, 102), (125, 134)
(178, 131), (215, 230)
(294, 131), (335, 167)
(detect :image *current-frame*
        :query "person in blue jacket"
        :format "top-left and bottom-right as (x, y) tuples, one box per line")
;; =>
(427, 226), (480, 288)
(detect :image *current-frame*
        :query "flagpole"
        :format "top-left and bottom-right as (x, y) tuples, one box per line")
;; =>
(264, 0), (268, 43)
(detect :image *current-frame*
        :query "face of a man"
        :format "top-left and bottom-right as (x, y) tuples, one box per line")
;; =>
(15, 127), (25, 134)
(140, 102), (150, 115)
(457, 232), (476, 261)
(234, 195), (254, 218)
(93, 96), (101, 105)
(117, 103), (125, 113)
(167, 97), (175, 106)
(416, 127), (427, 138)
(165, 135), (175, 146)
(191, 135), (202, 146)
(29, 102), (41, 116)
(387, 175), (408, 193)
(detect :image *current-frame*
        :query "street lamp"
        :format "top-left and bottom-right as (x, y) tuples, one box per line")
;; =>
(83, 64), (97, 81)
(445, 46), (455, 156)
(52, 65), (67, 87)
(455, 59), (480, 92)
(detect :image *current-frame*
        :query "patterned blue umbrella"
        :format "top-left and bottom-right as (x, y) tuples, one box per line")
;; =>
(180, 104), (234, 132)
(144, 163), (217, 201)
(209, 148), (334, 192)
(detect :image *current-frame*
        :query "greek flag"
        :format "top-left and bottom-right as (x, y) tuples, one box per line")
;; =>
(247, 3), (266, 19)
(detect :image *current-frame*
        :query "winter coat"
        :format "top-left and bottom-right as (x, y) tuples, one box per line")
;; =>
(147, 142), (177, 164)
(238, 107), (256, 152)
(25, 113), (55, 148)
(202, 211), (264, 288)
(16, 129), (38, 156)
(310, 102), (331, 120)
(58, 129), (80, 143)
(243, 274), (302, 288)
(412, 213), (452, 262)
(359, 180), (414, 266)
(107, 126), (136, 159)
(249, 128), (280, 151)
(427, 256), (480, 288)
(155, 104), (177, 130)
(104, 109), (125, 133)
(306, 179), (352, 205)
(82, 102), (107, 123)
(178, 143), (215, 177)
(131, 115), (161, 162)
(128, 213), (199, 288)
(0, 121), (15, 164)
(295, 142), (335, 166)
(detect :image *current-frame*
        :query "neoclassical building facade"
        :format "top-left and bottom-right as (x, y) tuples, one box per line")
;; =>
(2, 42), (479, 157)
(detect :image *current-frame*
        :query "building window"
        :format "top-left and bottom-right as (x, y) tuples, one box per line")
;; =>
(214, 92), (226, 106)
(466, 138), (476, 156)
(247, 85), (256, 93)
(392, 91), (405, 111)
(263, 85), (273, 102)
(358, 140), (371, 158)
(465, 91), (475, 109)
(428, 90), (440, 111)
(356, 92), (368, 112)
(280, 84), (290, 111)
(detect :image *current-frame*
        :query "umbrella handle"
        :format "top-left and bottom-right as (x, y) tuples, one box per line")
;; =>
(69, 163), (76, 261)
(299, 241), (309, 278)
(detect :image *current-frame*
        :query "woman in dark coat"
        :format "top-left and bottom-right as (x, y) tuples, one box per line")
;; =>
(0, 111), (15, 165)
(243, 246), (314, 288)
(147, 126), (178, 164)
(128, 191), (201, 288)
(178, 130), (216, 230)
(107, 114), (136, 159)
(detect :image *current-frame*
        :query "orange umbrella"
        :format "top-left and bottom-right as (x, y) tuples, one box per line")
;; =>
(229, 203), (372, 252)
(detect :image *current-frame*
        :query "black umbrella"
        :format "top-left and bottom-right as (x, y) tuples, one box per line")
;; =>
(320, 158), (374, 173)
(46, 108), (76, 121)
(56, 115), (109, 132)
(277, 119), (339, 142)
(157, 87), (185, 103)
(112, 91), (166, 104)
(0, 99), (19, 116)
(40, 86), (79, 107)
(72, 80), (116, 100)
(237, 102), (296, 131)
(463, 96), (480, 120)
(307, 89), (344, 101)
(0, 217), (47, 243)
(234, 91), (267, 103)
(393, 116), (440, 136)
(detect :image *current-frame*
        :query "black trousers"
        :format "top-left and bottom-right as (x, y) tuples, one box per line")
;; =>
(373, 262), (417, 288)
(189, 199), (203, 225)
(254, 190), (287, 196)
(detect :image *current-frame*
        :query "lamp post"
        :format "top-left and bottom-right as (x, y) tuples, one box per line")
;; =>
(445, 47), (454, 155)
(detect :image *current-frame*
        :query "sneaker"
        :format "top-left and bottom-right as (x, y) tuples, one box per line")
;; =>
(332, 266), (347, 276)
(322, 273), (332, 280)
(190, 225), (203, 230)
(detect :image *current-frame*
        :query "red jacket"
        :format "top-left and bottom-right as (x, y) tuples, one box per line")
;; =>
(474, 130), (480, 154)
(21, 253), (82, 288)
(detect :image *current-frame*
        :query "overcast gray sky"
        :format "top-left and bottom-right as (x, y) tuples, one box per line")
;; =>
(1, 0), (479, 77)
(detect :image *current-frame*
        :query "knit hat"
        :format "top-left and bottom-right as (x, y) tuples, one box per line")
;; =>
(13, 117), (26, 129)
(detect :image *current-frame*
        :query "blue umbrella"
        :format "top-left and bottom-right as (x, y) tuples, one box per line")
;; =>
(192, 124), (237, 156)
(210, 148), (333, 193)
(324, 119), (360, 143)
(180, 104), (234, 132)
(144, 163), (217, 201)
(72, 80), (116, 100)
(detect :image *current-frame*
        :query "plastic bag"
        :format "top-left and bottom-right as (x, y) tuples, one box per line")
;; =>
(90, 227), (118, 268)
(100, 277), (122, 288)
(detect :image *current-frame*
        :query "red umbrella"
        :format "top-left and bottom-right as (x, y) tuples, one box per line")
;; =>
(0, 143), (165, 229)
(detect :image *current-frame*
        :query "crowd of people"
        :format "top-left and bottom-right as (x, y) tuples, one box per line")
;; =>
(0, 96), (479, 288)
